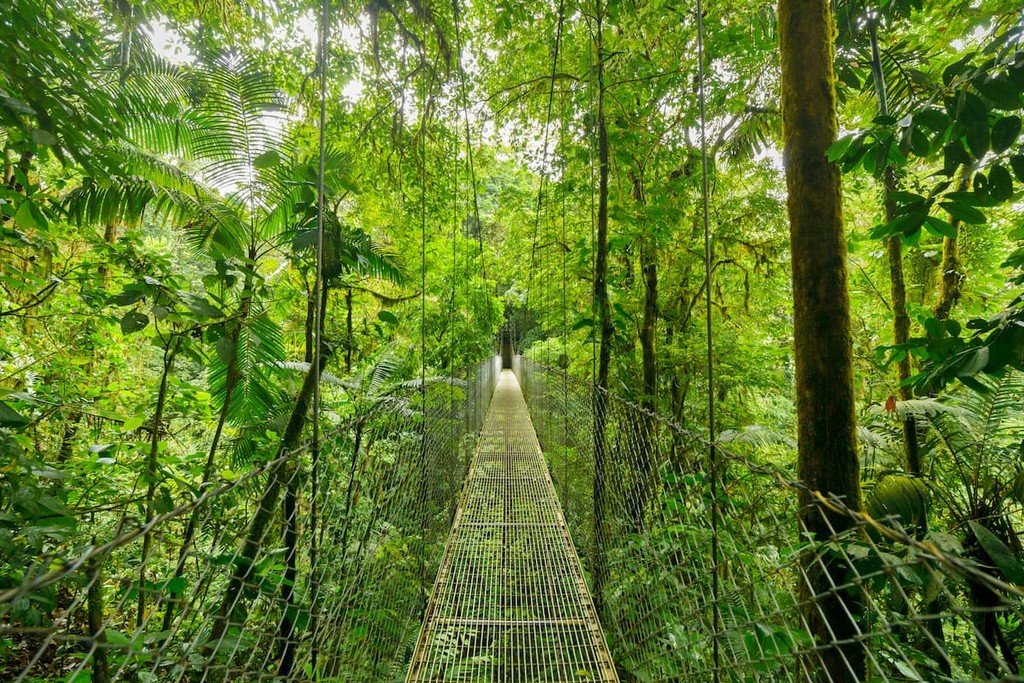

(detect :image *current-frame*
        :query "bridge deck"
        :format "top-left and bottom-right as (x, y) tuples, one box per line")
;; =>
(406, 370), (618, 682)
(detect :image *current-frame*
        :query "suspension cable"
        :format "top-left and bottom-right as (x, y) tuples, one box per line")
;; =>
(587, 6), (598, 390)
(309, 0), (329, 669)
(416, 48), (438, 618)
(450, 0), (485, 281)
(559, 79), (570, 508)
(695, 0), (720, 679)
(526, 0), (567, 314)
(450, 126), (458, 423)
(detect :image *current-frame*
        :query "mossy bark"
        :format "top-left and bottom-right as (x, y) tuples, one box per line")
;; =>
(634, 173), (657, 531)
(779, 2), (864, 680)
(868, 19), (920, 474)
(933, 165), (972, 321)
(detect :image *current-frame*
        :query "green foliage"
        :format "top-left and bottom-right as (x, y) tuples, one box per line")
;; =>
(4, 0), (1024, 679)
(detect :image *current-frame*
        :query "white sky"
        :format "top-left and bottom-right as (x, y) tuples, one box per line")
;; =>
(146, 14), (365, 102)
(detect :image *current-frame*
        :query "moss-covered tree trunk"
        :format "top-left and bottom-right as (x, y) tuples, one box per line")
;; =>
(633, 172), (657, 531)
(208, 345), (328, 651)
(867, 19), (920, 475)
(779, 2), (864, 680)
(933, 164), (973, 320)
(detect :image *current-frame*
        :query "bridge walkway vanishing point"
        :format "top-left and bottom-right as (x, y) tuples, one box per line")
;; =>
(406, 369), (619, 682)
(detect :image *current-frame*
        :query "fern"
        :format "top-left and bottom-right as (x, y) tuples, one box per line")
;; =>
(921, 371), (1024, 518)
(718, 425), (796, 449)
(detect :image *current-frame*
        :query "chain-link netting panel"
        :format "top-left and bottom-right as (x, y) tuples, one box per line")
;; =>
(515, 357), (1024, 683)
(1, 356), (500, 683)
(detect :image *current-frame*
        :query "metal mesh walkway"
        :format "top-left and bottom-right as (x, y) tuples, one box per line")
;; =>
(406, 370), (619, 682)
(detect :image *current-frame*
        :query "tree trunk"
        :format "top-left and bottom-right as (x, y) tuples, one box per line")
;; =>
(87, 551), (110, 683)
(591, 0), (612, 617)
(306, 276), (328, 671)
(98, 223), (118, 286)
(933, 165), (973, 320)
(208, 345), (329, 651)
(57, 413), (79, 463)
(137, 338), (178, 628)
(278, 463), (299, 677)
(969, 540), (1020, 677)
(634, 173), (657, 531)
(868, 20), (920, 475)
(336, 421), (365, 566)
(345, 287), (353, 373)
(779, 2), (864, 680)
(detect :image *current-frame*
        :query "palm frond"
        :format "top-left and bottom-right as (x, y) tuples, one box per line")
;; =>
(116, 55), (199, 155)
(229, 404), (292, 467)
(336, 228), (405, 285)
(920, 372), (1024, 494)
(719, 110), (780, 160)
(64, 176), (167, 228)
(64, 144), (216, 229)
(181, 195), (248, 258)
(858, 425), (898, 452)
(208, 311), (287, 425)
(184, 55), (295, 245)
(895, 398), (967, 420)
(980, 372), (1024, 443)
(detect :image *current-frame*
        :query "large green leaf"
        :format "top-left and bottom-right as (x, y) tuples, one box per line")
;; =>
(866, 475), (929, 533)
(969, 521), (1024, 585)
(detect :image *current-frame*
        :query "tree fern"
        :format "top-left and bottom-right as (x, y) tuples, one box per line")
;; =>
(921, 371), (1024, 520)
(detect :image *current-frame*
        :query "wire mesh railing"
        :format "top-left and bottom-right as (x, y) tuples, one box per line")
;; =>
(1, 355), (500, 683)
(514, 356), (1024, 683)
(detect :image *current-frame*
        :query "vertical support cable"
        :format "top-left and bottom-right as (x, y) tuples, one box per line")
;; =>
(591, 0), (611, 618)
(560, 86), (570, 511)
(695, 1), (720, 680)
(449, 127), (460, 523)
(417, 58), (430, 618)
(309, 0), (329, 670)
(587, 6), (598, 392)
(526, 0), (566, 313)
(451, 0), (484, 281)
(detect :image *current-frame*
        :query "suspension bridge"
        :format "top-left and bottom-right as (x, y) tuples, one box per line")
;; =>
(3, 355), (1024, 682)
(407, 369), (617, 682)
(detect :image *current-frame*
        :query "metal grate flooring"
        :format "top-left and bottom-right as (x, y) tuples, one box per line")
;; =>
(406, 370), (619, 682)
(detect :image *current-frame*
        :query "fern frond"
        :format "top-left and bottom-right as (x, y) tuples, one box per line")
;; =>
(275, 361), (344, 385)
(229, 404), (292, 467)
(894, 398), (968, 420)
(718, 424), (796, 449)
(367, 353), (404, 398)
